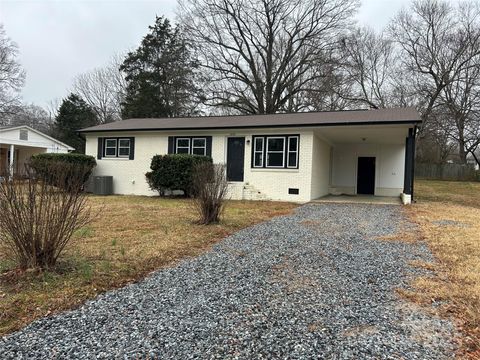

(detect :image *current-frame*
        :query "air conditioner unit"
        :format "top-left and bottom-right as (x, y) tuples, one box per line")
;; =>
(93, 176), (113, 195)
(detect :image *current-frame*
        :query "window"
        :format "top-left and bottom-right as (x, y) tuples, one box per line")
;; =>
(266, 137), (285, 167)
(253, 137), (264, 167)
(104, 139), (117, 157)
(251, 135), (299, 169)
(173, 136), (209, 156)
(287, 136), (299, 168)
(101, 137), (134, 159)
(118, 139), (131, 157)
(176, 138), (191, 154)
(192, 138), (206, 156)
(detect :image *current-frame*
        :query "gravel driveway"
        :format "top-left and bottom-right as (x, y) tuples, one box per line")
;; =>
(0, 203), (456, 359)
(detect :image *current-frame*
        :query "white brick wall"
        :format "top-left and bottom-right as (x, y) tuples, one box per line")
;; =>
(86, 132), (166, 196)
(241, 131), (314, 202)
(85, 128), (408, 201)
(310, 135), (331, 199)
(85, 129), (316, 201)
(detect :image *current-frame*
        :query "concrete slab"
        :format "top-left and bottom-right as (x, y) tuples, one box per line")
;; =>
(311, 194), (402, 206)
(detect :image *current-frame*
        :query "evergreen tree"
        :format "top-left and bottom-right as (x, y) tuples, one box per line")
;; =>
(120, 16), (201, 119)
(53, 94), (98, 153)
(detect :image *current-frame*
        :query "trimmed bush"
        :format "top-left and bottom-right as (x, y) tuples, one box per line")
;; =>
(30, 153), (97, 190)
(146, 154), (212, 196)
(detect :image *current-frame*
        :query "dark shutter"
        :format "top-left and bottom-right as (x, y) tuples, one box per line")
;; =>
(168, 136), (175, 154)
(97, 137), (103, 159)
(129, 137), (135, 160)
(206, 136), (212, 157)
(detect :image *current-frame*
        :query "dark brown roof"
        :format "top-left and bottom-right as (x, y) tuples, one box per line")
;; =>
(79, 107), (421, 133)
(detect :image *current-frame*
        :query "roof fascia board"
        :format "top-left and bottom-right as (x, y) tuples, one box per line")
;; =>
(79, 120), (421, 134)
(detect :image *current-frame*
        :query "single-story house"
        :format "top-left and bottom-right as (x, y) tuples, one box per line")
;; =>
(0, 125), (74, 175)
(79, 107), (421, 204)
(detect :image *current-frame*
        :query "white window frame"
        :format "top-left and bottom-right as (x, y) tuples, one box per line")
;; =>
(287, 136), (299, 168)
(253, 137), (264, 168)
(192, 137), (207, 156)
(266, 136), (286, 168)
(118, 138), (131, 158)
(175, 138), (191, 154)
(104, 138), (117, 157)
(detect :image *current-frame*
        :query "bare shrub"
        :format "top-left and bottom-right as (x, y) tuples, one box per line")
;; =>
(192, 163), (229, 224)
(0, 162), (93, 269)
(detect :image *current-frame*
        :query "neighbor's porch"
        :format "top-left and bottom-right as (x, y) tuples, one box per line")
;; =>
(311, 124), (416, 204)
(0, 144), (47, 176)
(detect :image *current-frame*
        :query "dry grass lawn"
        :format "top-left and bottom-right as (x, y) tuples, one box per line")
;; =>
(405, 180), (480, 358)
(0, 196), (297, 336)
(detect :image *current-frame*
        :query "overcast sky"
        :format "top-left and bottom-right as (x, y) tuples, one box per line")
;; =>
(0, 0), (413, 108)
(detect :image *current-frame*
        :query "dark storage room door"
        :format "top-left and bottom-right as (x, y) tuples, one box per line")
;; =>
(227, 137), (245, 181)
(357, 157), (376, 195)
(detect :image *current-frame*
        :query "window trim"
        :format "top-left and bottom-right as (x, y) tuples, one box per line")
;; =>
(253, 137), (264, 168)
(102, 137), (133, 159)
(118, 138), (131, 158)
(175, 137), (191, 154)
(266, 136), (286, 168)
(287, 136), (299, 169)
(251, 135), (300, 169)
(174, 136), (208, 156)
(104, 138), (118, 157)
(192, 137), (207, 156)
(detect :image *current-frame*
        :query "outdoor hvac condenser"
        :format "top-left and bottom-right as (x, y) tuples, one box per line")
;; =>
(93, 176), (113, 195)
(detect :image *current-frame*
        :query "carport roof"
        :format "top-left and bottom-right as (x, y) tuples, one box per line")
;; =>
(79, 107), (421, 133)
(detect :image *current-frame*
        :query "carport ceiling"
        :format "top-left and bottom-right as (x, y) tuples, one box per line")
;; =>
(315, 125), (409, 145)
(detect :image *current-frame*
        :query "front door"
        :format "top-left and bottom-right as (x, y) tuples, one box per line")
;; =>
(226, 137), (245, 181)
(357, 157), (376, 195)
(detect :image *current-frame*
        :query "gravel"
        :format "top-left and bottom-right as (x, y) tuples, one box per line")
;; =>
(0, 203), (457, 359)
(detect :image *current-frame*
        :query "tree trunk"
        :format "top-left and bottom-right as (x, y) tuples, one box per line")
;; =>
(458, 137), (467, 164)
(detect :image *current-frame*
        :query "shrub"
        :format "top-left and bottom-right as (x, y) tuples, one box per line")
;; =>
(145, 154), (212, 196)
(30, 153), (96, 191)
(0, 163), (93, 269)
(192, 163), (229, 224)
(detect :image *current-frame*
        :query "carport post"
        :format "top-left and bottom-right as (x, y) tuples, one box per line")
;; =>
(403, 127), (416, 202)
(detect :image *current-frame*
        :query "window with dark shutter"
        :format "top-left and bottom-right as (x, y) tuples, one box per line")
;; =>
(171, 136), (212, 157)
(101, 137), (135, 159)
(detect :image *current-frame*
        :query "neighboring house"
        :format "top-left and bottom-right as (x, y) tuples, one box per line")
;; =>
(0, 125), (74, 175)
(79, 108), (421, 204)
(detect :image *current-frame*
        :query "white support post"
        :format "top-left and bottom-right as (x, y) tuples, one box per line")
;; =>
(9, 144), (14, 177)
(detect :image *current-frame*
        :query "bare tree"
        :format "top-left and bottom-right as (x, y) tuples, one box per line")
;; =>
(336, 27), (400, 109)
(389, 0), (480, 121)
(416, 108), (458, 164)
(179, 0), (358, 114)
(192, 163), (229, 224)
(441, 61), (480, 165)
(72, 55), (127, 123)
(390, 0), (480, 165)
(4, 103), (52, 133)
(0, 24), (25, 120)
(0, 162), (93, 269)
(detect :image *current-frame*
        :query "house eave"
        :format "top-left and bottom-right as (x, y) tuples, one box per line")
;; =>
(79, 120), (422, 134)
